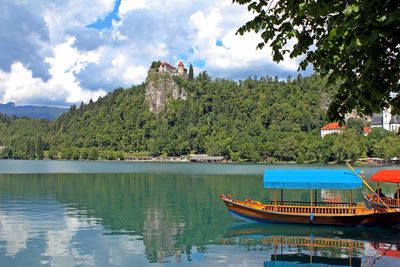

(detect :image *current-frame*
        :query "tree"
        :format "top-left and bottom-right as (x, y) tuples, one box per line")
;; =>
(115, 151), (124, 160)
(346, 118), (364, 135)
(35, 136), (45, 160)
(61, 148), (73, 159)
(150, 61), (161, 70)
(332, 129), (366, 161)
(188, 64), (194, 80)
(233, 0), (400, 121)
(88, 148), (98, 160)
(106, 150), (116, 160)
(72, 149), (80, 160)
(79, 101), (85, 114)
(48, 147), (58, 159)
(374, 136), (400, 159)
(81, 148), (89, 160)
(366, 128), (390, 156)
(197, 71), (210, 81)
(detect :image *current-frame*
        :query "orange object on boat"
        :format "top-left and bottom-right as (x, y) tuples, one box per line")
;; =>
(371, 170), (400, 183)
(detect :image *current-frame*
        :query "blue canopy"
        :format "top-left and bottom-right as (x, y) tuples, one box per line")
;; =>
(263, 169), (362, 189)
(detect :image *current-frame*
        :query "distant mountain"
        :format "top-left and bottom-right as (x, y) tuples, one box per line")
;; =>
(0, 102), (68, 120)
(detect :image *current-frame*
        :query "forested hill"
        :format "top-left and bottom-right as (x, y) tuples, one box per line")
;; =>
(51, 73), (334, 162)
(1, 71), (341, 162)
(4, 70), (398, 163)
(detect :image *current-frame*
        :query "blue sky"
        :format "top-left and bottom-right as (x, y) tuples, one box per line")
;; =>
(0, 0), (310, 106)
(89, 0), (122, 29)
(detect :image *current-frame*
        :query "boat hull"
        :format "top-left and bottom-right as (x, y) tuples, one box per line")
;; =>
(221, 196), (400, 227)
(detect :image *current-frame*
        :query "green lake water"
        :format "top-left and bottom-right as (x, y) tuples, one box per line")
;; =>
(0, 160), (399, 266)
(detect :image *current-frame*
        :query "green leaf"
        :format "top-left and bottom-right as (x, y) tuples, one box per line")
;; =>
(333, 55), (340, 63)
(377, 15), (387, 23)
(328, 28), (336, 40)
(354, 37), (362, 47)
(299, 3), (306, 16)
(344, 4), (359, 16)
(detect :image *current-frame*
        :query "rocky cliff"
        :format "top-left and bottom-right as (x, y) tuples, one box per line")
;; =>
(145, 70), (187, 114)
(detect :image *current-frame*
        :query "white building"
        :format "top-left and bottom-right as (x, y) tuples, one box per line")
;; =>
(320, 122), (345, 137)
(320, 122), (370, 137)
(371, 107), (400, 132)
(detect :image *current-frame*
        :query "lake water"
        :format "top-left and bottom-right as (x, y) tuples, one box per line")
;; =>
(0, 160), (399, 266)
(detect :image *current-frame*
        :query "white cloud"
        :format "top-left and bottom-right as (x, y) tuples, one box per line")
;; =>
(0, 0), (309, 106)
(188, 7), (299, 76)
(119, 0), (193, 15)
(123, 66), (148, 85)
(0, 37), (106, 106)
(110, 53), (148, 85)
(43, 0), (114, 43)
(189, 9), (222, 42)
(119, 0), (148, 15)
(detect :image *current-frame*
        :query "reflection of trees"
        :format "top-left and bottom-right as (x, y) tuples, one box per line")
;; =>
(0, 173), (267, 262)
(143, 207), (178, 262)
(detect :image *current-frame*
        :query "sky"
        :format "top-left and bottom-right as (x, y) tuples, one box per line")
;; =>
(0, 0), (311, 107)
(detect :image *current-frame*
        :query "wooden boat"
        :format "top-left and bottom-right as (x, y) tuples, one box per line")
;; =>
(363, 170), (400, 208)
(220, 169), (400, 227)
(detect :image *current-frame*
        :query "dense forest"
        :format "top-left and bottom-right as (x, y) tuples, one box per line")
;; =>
(1, 71), (400, 163)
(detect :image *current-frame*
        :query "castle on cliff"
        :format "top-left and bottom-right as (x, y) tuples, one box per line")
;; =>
(158, 60), (187, 79)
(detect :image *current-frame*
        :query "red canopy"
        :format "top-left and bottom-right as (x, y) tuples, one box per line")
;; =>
(371, 170), (400, 183)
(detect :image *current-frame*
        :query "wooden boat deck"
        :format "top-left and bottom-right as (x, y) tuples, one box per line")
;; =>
(236, 198), (374, 216)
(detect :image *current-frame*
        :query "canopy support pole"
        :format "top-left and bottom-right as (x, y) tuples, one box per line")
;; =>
(274, 189), (277, 211)
(280, 188), (283, 202)
(349, 190), (353, 214)
(314, 189), (317, 204)
(397, 183), (399, 206)
(310, 190), (313, 220)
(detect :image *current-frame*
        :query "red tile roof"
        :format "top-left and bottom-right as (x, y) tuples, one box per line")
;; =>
(160, 61), (176, 70)
(320, 122), (345, 130)
(178, 60), (184, 67)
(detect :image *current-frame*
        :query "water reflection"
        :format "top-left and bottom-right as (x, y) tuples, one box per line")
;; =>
(0, 173), (240, 265)
(222, 223), (400, 266)
(0, 172), (399, 266)
(0, 198), (148, 266)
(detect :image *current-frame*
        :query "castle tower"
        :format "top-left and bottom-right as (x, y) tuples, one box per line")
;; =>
(177, 60), (185, 76)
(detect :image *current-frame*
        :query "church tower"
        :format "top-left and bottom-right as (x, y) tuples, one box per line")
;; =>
(383, 106), (391, 130)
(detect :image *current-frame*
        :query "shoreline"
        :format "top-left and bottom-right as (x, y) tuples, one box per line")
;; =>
(1, 158), (399, 167)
